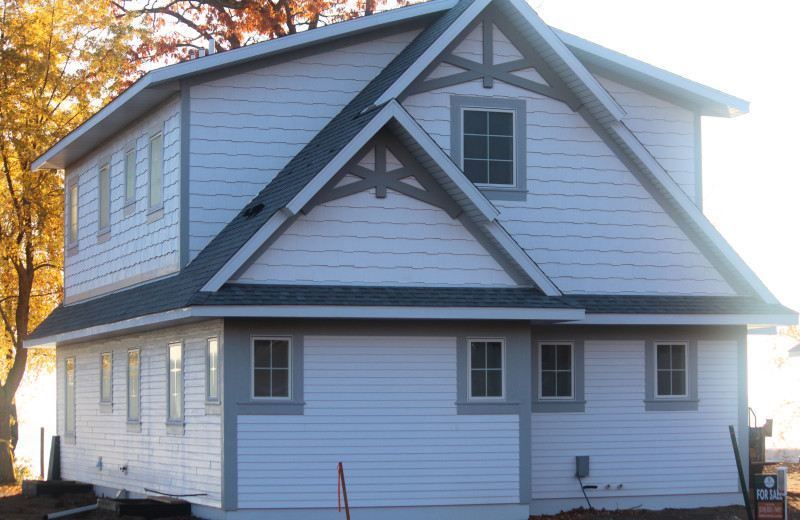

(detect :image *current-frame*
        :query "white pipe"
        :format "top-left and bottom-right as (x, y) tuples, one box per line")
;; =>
(44, 503), (98, 519)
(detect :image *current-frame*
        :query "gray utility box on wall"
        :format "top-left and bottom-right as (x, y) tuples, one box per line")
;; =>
(576, 456), (590, 477)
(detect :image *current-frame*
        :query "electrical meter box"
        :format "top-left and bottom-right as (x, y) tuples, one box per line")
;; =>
(575, 456), (590, 478)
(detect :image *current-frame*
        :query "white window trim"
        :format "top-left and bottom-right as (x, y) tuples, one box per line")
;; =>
(467, 337), (506, 401)
(251, 336), (292, 401)
(127, 347), (140, 422)
(206, 337), (220, 403)
(654, 342), (689, 399)
(538, 341), (575, 401)
(460, 107), (517, 188)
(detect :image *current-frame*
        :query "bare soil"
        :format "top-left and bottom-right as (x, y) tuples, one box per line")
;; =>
(0, 464), (797, 520)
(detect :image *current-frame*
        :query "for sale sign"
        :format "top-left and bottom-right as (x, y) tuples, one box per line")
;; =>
(755, 474), (786, 520)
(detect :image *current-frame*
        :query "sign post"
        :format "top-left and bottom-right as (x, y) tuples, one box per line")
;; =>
(754, 473), (786, 520)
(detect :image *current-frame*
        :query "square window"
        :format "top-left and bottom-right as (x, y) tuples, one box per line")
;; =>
(655, 343), (687, 397)
(468, 339), (504, 399)
(253, 338), (291, 399)
(540, 343), (573, 399)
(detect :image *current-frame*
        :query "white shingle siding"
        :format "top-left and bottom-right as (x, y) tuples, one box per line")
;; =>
(403, 75), (736, 295)
(187, 29), (422, 260)
(64, 99), (181, 303)
(237, 336), (519, 509)
(56, 320), (223, 508)
(531, 340), (739, 500)
(232, 189), (517, 286)
(598, 76), (698, 202)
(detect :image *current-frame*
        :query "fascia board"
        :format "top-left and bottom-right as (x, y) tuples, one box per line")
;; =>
(611, 120), (779, 304)
(576, 313), (799, 326)
(502, 0), (626, 122)
(23, 308), (194, 348)
(374, 0), (493, 106)
(553, 28), (749, 117)
(483, 221), (562, 296)
(32, 0), (457, 171)
(191, 304), (584, 321)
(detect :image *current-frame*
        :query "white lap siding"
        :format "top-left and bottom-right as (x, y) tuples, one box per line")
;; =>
(237, 336), (520, 509)
(56, 320), (223, 508)
(531, 340), (740, 504)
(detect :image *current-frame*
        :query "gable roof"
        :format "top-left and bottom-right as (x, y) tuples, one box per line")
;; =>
(25, 0), (797, 347)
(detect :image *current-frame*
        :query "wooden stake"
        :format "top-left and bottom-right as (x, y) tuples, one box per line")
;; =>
(40, 427), (44, 479)
(339, 462), (351, 520)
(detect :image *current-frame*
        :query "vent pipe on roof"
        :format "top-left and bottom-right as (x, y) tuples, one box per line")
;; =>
(208, 38), (215, 55)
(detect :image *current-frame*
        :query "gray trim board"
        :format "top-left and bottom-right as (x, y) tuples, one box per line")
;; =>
(180, 82), (191, 268)
(643, 339), (699, 411)
(694, 112), (703, 210)
(737, 329), (749, 490)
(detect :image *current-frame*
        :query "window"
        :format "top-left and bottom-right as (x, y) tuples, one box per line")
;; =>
(252, 338), (290, 399)
(65, 357), (76, 434)
(100, 352), (112, 403)
(168, 342), (183, 421)
(463, 110), (514, 186)
(656, 343), (687, 397)
(207, 338), (219, 402)
(468, 339), (504, 399)
(539, 343), (573, 399)
(98, 164), (110, 231)
(148, 132), (163, 208)
(127, 348), (140, 421)
(450, 96), (527, 200)
(68, 183), (78, 246)
(124, 148), (136, 203)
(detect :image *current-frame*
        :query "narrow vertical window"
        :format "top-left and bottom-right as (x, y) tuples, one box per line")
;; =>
(98, 164), (110, 231)
(469, 339), (504, 399)
(68, 184), (78, 245)
(207, 338), (219, 402)
(127, 348), (140, 421)
(168, 342), (183, 421)
(100, 352), (112, 403)
(65, 357), (76, 434)
(656, 343), (687, 397)
(253, 338), (290, 398)
(125, 149), (136, 202)
(540, 343), (573, 399)
(149, 133), (163, 208)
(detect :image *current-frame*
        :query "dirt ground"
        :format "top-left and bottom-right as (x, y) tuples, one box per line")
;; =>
(0, 464), (797, 520)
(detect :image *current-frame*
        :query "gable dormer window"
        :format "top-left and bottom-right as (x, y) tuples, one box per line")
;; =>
(451, 96), (527, 201)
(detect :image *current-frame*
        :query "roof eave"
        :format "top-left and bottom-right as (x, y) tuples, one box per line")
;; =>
(31, 0), (457, 171)
(575, 313), (798, 326)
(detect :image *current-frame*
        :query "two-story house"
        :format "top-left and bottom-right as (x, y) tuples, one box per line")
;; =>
(26, 0), (796, 518)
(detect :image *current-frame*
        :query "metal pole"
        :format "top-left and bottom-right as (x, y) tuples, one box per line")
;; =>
(40, 427), (44, 479)
(729, 425), (754, 520)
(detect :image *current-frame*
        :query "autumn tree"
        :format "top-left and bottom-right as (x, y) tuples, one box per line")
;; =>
(112, 0), (403, 62)
(0, 0), (147, 483)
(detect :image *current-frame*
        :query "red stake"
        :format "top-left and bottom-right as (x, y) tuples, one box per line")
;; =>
(338, 462), (351, 520)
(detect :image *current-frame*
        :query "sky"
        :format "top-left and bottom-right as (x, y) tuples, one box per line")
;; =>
(14, 0), (800, 474)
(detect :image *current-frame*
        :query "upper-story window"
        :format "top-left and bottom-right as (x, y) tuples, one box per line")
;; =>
(67, 181), (79, 248)
(451, 96), (527, 201)
(148, 132), (163, 209)
(98, 163), (110, 232)
(124, 147), (136, 204)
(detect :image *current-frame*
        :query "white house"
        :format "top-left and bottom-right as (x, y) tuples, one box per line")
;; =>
(27, 0), (796, 518)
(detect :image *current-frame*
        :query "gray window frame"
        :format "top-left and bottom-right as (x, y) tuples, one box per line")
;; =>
(206, 337), (220, 403)
(124, 144), (137, 213)
(148, 128), (164, 211)
(451, 96), (527, 201)
(97, 162), (111, 235)
(466, 337), (506, 401)
(251, 336), (292, 401)
(167, 341), (184, 423)
(532, 340), (585, 413)
(65, 357), (76, 435)
(644, 340), (699, 411)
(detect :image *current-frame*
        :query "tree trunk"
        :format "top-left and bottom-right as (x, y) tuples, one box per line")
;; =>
(0, 391), (16, 483)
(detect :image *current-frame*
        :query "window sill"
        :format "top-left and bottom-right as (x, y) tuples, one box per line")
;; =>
(123, 200), (136, 216)
(99, 403), (112, 414)
(126, 421), (141, 433)
(205, 402), (221, 415)
(97, 229), (111, 244)
(67, 244), (79, 257)
(456, 401), (519, 415)
(146, 205), (163, 223)
(166, 422), (184, 435)
(237, 401), (304, 415)
(532, 400), (586, 413)
(64, 432), (76, 445)
(644, 399), (699, 412)
(477, 186), (527, 201)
